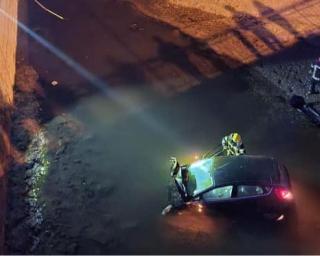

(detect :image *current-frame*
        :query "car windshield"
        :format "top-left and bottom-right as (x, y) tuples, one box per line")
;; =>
(188, 158), (214, 195)
(185, 156), (278, 197)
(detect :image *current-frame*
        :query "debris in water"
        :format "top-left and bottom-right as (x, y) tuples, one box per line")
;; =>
(290, 95), (320, 126)
(161, 204), (173, 215)
(34, 0), (65, 20)
(51, 80), (59, 86)
(130, 23), (144, 31)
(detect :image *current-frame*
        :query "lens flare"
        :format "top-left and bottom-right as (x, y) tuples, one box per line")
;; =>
(0, 7), (187, 147)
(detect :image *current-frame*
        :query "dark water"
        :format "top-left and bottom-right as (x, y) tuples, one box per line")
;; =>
(38, 76), (320, 254)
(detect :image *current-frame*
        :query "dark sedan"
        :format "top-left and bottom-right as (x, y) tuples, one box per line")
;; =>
(172, 155), (295, 223)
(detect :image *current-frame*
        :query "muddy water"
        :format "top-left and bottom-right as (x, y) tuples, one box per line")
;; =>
(34, 73), (320, 254)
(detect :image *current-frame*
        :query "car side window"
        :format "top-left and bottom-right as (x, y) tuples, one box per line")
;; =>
(237, 185), (264, 197)
(202, 185), (233, 201)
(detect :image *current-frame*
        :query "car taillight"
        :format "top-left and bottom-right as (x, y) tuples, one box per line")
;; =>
(274, 187), (293, 201)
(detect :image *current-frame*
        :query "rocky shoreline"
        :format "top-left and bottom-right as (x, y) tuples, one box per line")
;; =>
(5, 65), (47, 254)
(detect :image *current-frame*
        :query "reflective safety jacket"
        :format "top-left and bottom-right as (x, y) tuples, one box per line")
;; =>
(222, 133), (246, 156)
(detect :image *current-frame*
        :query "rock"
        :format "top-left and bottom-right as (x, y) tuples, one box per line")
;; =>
(25, 161), (36, 170)
(26, 179), (33, 187)
(25, 168), (34, 178)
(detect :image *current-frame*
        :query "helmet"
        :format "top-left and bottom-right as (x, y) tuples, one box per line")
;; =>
(231, 133), (242, 145)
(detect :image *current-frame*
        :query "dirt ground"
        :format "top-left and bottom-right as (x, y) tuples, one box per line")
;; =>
(5, 0), (320, 254)
(131, 0), (320, 97)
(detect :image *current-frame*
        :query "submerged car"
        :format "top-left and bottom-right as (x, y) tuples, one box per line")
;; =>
(170, 155), (295, 223)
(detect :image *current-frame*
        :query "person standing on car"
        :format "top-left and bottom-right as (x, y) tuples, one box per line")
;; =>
(222, 132), (246, 156)
(309, 57), (320, 95)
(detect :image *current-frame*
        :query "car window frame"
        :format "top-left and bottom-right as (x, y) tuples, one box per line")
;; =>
(193, 181), (273, 200)
(235, 185), (266, 198)
(201, 185), (235, 202)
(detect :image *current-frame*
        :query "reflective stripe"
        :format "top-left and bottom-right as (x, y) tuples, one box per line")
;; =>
(226, 140), (245, 156)
(222, 134), (246, 156)
(312, 64), (320, 81)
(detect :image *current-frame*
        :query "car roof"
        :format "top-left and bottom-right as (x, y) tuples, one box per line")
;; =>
(211, 155), (280, 186)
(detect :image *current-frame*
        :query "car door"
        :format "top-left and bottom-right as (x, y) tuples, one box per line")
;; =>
(200, 185), (237, 213)
(201, 184), (268, 215)
(233, 185), (266, 214)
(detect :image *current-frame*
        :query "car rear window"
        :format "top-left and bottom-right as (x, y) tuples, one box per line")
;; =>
(202, 185), (233, 201)
(237, 185), (264, 197)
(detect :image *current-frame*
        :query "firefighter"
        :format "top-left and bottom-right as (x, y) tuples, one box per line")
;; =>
(161, 157), (190, 215)
(222, 132), (246, 156)
(170, 157), (180, 178)
(170, 157), (189, 198)
(309, 57), (320, 95)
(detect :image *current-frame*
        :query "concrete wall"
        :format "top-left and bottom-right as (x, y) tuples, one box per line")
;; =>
(0, 0), (18, 253)
(0, 0), (18, 104)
